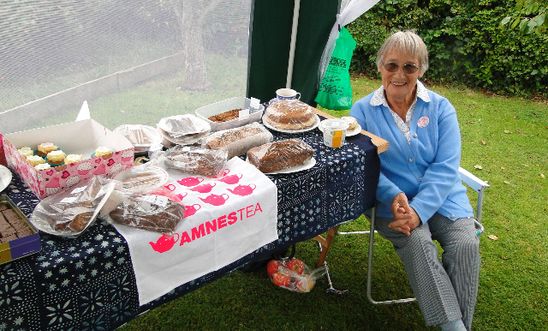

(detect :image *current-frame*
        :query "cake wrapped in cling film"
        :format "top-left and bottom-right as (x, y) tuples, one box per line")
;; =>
(202, 122), (273, 159)
(246, 139), (314, 173)
(263, 99), (317, 130)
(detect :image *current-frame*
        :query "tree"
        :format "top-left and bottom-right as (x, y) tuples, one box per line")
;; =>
(170, 0), (222, 90)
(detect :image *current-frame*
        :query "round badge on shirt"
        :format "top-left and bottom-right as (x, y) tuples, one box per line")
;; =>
(417, 116), (429, 128)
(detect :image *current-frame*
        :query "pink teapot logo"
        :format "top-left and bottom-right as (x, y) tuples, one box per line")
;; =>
(183, 203), (201, 217)
(200, 193), (229, 206)
(149, 233), (180, 253)
(227, 184), (256, 196)
(191, 182), (216, 193)
(219, 173), (243, 185)
(164, 183), (177, 191)
(172, 192), (187, 203)
(177, 176), (204, 187)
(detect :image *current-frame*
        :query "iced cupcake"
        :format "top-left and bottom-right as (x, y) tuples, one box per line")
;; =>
(27, 155), (46, 166)
(18, 146), (34, 157)
(94, 146), (113, 159)
(37, 142), (58, 157)
(47, 150), (66, 166)
(35, 163), (51, 171)
(65, 154), (83, 165)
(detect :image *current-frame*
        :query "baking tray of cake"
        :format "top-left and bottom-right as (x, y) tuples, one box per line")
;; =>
(195, 96), (265, 132)
(0, 194), (41, 265)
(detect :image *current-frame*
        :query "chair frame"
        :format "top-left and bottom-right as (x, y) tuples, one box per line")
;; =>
(340, 167), (489, 304)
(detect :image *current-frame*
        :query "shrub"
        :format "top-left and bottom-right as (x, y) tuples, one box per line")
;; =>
(347, 0), (547, 98)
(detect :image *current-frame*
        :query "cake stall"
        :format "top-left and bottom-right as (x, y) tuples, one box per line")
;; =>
(0, 95), (385, 330)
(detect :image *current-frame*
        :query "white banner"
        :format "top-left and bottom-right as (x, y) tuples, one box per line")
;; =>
(113, 157), (278, 305)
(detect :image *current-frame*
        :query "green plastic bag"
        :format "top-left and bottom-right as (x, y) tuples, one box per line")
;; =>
(315, 28), (357, 110)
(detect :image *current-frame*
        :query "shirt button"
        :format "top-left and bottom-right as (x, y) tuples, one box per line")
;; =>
(413, 133), (418, 138)
(408, 157), (414, 163)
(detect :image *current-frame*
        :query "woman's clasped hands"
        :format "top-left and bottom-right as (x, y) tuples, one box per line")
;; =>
(389, 192), (421, 236)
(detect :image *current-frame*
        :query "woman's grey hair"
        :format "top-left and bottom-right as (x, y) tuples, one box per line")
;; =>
(376, 30), (429, 74)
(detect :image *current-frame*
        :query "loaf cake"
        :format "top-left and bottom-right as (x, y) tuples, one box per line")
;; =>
(109, 194), (185, 233)
(247, 139), (315, 173)
(203, 122), (273, 158)
(263, 100), (317, 130)
(164, 146), (227, 177)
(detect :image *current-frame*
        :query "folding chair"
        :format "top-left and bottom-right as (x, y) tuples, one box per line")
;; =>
(356, 167), (489, 304)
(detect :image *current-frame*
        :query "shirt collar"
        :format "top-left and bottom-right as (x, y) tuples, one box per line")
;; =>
(370, 80), (430, 107)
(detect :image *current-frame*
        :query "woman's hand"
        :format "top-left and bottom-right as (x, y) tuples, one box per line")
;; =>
(389, 193), (421, 236)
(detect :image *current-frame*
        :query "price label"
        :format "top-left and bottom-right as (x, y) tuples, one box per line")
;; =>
(239, 108), (250, 120)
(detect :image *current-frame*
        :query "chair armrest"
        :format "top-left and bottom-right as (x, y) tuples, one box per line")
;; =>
(459, 167), (489, 193)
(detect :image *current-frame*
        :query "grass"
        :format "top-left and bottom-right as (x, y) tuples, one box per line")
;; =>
(117, 75), (547, 330)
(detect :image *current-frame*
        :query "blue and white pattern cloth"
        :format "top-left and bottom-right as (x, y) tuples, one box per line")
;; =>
(0, 128), (379, 330)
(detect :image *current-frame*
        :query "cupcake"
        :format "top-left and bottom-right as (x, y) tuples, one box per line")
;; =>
(37, 142), (58, 157)
(18, 146), (34, 157)
(27, 155), (46, 166)
(94, 146), (113, 159)
(46, 150), (66, 166)
(35, 163), (51, 171)
(65, 154), (83, 165)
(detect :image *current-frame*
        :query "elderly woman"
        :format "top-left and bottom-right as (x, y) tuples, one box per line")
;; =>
(350, 31), (480, 331)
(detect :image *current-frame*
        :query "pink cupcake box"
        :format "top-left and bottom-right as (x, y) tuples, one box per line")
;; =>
(2, 119), (134, 199)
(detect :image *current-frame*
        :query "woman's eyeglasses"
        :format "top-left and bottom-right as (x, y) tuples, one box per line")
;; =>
(382, 62), (420, 74)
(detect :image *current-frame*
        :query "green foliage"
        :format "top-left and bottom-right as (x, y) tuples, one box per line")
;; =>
(347, 0), (548, 98)
(501, 0), (547, 34)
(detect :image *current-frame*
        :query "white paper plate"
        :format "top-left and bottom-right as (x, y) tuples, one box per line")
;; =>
(0, 165), (12, 192)
(248, 157), (316, 175)
(113, 166), (169, 194)
(262, 115), (320, 134)
(113, 124), (163, 151)
(157, 114), (211, 136)
(318, 119), (362, 137)
(29, 182), (116, 238)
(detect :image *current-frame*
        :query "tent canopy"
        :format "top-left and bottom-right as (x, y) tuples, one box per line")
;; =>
(0, 0), (376, 133)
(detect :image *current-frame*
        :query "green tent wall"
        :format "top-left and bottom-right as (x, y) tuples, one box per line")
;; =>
(248, 0), (339, 105)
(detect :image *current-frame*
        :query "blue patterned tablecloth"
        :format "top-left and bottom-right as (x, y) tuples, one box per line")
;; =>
(0, 129), (379, 330)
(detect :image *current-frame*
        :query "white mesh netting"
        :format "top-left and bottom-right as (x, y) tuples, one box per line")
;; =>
(0, 0), (252, 133)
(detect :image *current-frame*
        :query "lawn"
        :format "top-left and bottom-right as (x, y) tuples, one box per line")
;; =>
(117, 75), (547, 330)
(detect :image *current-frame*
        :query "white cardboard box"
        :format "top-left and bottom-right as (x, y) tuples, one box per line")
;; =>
(2, 119), (134, 199)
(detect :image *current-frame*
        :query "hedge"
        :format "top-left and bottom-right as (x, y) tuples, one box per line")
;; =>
(347, 0), (547, 98)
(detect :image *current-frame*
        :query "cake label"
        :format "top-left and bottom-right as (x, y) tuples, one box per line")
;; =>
(238, 108), (250, 120)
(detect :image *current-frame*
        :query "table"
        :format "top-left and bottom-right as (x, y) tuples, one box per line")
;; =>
(0, 128), (380, 330)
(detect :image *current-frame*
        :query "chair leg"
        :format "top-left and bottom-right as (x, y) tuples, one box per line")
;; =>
(366, 208), (416, 305)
